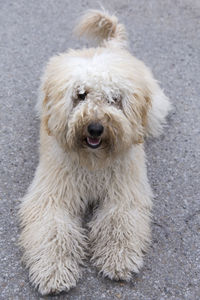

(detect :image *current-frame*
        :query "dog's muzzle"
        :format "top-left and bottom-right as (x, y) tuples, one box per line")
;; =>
(86, 122), (104, 149)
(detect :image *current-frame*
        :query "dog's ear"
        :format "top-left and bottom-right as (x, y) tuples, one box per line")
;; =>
(40, 80), (67, 137)
(125, 77), (171, 142)
(122, 61), (170, 144)
(123, 90), (151, 144)
(37, 55), (72, 137)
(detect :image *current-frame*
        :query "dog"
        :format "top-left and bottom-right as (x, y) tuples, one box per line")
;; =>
(19, 10), (171, 295)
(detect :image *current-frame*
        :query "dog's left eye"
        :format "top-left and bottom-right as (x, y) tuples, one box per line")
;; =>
(78, 92), (87, 100)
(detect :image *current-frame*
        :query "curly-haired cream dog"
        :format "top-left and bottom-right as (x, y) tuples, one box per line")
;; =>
(19, 10), (171, 295)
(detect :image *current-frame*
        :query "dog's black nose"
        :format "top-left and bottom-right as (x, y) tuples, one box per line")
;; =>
(88, 123), (104, 137)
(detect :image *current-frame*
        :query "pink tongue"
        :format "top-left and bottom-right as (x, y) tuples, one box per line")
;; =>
(87, 137), (100, 145)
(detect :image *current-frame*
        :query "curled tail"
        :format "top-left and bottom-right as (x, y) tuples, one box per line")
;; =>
(74, 9), (128, 48)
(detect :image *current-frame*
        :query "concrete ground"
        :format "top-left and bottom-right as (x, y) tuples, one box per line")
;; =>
(0, 0), (199, 299)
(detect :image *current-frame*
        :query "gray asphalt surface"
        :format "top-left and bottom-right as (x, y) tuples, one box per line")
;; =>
(0, 0), (200, 299)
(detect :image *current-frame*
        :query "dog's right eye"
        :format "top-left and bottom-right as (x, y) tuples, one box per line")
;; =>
(78, 92), (87, 100)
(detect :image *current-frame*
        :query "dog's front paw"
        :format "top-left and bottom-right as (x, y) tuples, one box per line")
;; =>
(29, 257), (81, 295)
(89, 208), (151, 282)
(91, 246), (143, 281)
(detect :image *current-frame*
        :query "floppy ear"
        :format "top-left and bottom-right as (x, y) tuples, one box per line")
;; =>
(37, 55), (73, 138)
(123, 90), (151, 144)
(122, 56), (172, 143)
(144, 87), (172, 138)
(40, 81), (68, 139)
(41, 80), (67, 137)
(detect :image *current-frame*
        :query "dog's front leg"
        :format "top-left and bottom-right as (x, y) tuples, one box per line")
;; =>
(89, 147), (152, 281)
(19, 162), (87, 295)
(89, 199), (152, 281)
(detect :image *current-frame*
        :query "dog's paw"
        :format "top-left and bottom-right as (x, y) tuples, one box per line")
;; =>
(91, 248), (143, 281)
(29, 257), (81, 295)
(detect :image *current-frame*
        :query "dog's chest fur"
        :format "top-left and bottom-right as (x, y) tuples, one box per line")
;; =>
(73, 164), (112, 204)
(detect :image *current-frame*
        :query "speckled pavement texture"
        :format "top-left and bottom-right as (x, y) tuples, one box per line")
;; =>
(0, 0), (200, 299)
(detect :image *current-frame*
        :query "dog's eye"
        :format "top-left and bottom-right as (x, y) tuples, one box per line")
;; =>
(78, 92), (87, 100)
(112, 95), (121, 103)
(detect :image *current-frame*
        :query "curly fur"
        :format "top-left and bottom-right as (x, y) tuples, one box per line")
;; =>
(19, 9), (171, 295)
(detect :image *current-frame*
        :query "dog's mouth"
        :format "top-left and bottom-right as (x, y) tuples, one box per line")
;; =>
(86, 137), (102, 149)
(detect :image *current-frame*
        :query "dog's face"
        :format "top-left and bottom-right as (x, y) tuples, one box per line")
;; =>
(40, 49), (151, 168)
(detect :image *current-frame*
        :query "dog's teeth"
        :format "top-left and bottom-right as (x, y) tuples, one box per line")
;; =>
(87, 137), (101, 146)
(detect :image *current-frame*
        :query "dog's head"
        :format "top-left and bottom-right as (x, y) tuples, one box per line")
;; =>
(39, 48), (152, 168)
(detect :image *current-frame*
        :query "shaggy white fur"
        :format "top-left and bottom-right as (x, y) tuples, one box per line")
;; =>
(19, 9), (171, 295)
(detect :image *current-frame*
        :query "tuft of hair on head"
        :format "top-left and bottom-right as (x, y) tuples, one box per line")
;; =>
(74, 9), (128, 48)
